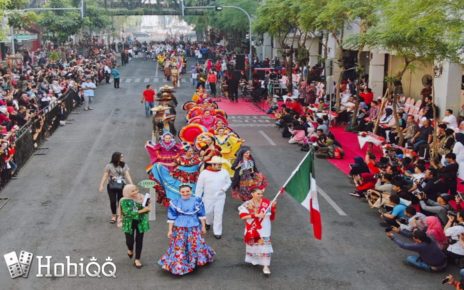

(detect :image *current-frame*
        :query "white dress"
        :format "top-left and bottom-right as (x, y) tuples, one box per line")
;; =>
(453, 142), (464, 180)
(238, 199), (274, 266)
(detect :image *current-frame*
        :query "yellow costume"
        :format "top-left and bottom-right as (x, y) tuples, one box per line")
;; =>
(214, 133), (243, 176)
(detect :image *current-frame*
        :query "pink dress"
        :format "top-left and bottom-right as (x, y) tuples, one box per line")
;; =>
(145, 141), (183, 171)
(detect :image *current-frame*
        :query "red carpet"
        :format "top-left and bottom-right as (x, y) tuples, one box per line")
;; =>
(328, 127), (382, 175)
(216, 98), (268, 116)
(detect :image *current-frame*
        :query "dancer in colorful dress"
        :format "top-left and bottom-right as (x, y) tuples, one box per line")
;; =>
(231, 147), (268, 201)
(238, 188), (276, 275)
(195, 132), (222, 164)
(150, 144), (201, 205)
(158, 184), (215, 275)
(196, 110), (217, 129)
(145, 132), (183, 170)
(214, 127), (243, 176)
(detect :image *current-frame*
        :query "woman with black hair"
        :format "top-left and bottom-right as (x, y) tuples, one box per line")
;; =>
(99, 152), (133, 224)
(231, 147), (267, 201)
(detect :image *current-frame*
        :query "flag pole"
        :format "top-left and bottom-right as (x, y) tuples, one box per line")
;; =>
(264, 150), (313, 212)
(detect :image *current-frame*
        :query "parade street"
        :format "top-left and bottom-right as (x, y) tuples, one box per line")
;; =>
(0, 58), (445, 290)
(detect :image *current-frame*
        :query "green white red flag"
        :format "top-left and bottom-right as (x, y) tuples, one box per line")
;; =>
(280, 151), (322, 240)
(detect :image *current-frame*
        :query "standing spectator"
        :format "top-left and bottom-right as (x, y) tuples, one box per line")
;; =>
(99, 152), (134, 224)
(81, 77), (96, 111)
(453, 134), (464, 181)
(111, 66), (120, 89)
(207, 70), (218, 97)
(141, 85), (155, 117)
(118, 184), (150, 269)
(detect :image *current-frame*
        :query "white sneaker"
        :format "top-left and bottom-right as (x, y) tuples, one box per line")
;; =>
(263, 266), (271, 275)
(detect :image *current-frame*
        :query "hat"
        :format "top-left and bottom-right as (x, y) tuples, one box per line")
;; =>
(159, 84), (175, 92)
(207, 156), (230, 166)
(151, 105), (170, 112)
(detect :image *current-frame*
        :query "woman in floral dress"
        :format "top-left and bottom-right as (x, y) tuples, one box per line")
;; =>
(150, 144), (201, 204)
(231, 147), (268, 201)
(158, 184), (215, 275)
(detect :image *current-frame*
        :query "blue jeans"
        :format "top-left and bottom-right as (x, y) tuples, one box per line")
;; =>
(144, 102), (154, 117)
(406, 255), (431, 271)
(413, 139), (426, 151)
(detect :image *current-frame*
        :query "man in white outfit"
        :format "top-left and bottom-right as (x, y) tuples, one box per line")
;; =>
(195, 156), (231, 239)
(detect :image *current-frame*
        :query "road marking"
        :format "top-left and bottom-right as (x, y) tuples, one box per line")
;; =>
(154, 78), (159, 83)
(125, 78), (132, 83)
(259, 130), (276, 146)
(229, 124), (274, 127)
(317, 185), (348, 216)
(144, 78), (149, 83)
(135, 78), (141, 83)
(155, 62), (159, 78)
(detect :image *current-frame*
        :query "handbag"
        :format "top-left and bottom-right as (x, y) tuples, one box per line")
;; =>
(108, 166), (125, 191)
(109, 179), (125, 191)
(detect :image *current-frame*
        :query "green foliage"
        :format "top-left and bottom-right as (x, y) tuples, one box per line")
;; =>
(38, 0), (82, 43)
(82, 0), (111, 31)
(186, 0), (258, 38)
(254, 0), (300, 45)
(362, 0), (464, 78)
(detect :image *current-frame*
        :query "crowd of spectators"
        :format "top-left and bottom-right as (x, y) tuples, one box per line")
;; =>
(0, 44), (117, 187)
(331, 75), (464, 287)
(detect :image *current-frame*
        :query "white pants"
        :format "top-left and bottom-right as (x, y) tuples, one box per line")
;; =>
(203, 197), (225, 235)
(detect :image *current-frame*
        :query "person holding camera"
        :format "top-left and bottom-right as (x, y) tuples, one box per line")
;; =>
(380, 194), (407, 227)
(118, 184), (150, 269)
(99, 152), (133, 224)
(386, 229), (447, 272)
(391, 206), (427, 237)
(443, 273), (464, 290)
(418, 193), (451, 225)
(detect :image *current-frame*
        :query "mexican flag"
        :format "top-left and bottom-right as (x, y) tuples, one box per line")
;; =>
(283, 151), (322, 240)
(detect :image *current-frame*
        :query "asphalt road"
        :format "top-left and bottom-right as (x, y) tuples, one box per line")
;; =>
(0, 58), (451, 290)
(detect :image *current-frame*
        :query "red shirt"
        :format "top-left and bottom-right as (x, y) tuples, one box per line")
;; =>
(360, 92), (374, 105)
(207, 73), (217, 84)
(143, 89), (155, 102)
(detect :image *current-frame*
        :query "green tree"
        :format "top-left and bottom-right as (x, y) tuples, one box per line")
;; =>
(38, 0), (82, 44)
(363, 0), (464, 145)
(254, 0), (301, 91)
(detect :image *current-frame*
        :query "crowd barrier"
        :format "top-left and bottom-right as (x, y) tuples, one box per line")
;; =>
(3, 89), (80, 187)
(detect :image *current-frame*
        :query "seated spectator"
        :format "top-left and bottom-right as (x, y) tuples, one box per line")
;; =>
(425, 216), (448, 250)
(380, 194), (407, 227)
(401, 115), (418, 146)
(418, 193), (450, 225)
(349, 156), (370, 177)
(366, 173), (394, 208)
(444, 210), (464, 242)
(443, 109), (458, 129)
(349, 172), (376, 198)
(393, 206), (427, 237)
(386, 229), (447, 272)
(411, 119), (433, 154)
